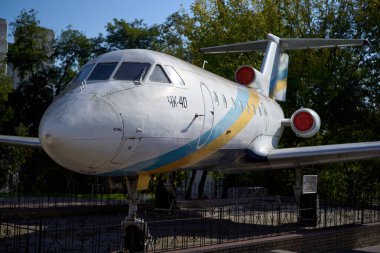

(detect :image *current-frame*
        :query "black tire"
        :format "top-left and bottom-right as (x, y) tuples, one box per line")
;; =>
(124, 225), (145, 253)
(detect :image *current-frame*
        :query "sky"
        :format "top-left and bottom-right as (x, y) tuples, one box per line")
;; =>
(0, 0), (194, 42)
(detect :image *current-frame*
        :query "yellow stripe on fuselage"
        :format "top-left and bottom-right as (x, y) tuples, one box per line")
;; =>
(148, 89), (260, 174)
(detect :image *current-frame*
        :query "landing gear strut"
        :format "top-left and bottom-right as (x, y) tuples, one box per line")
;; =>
(126, 176), (139, 220)
(123, 176), (150, 253)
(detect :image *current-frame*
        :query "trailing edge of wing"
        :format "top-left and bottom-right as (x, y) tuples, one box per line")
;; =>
(267, 141), (380, 168)
(200, 38), (368, 54)
(0, 135), (41, 148)
(226, 141), (380, 173)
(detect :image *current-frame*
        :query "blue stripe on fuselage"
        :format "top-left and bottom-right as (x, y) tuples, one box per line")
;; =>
(100, 87), (250, 176)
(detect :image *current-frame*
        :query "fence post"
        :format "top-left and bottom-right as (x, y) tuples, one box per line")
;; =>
(361, 201), (364, 224)
(324, 201), (327, 228)
(38, 218), (43, 253)
(278, 203), (281, 230)
(218, 206), (223, 244)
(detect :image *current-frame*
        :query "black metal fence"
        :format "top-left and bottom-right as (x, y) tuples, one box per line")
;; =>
(0, 192), (135, 209)
(0, 198), (379, 252)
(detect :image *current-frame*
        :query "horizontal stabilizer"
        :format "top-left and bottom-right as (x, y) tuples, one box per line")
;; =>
(200, 37), (368, 54)
(0, 135), (41, 148)
(200, 40), (267, 54)
(280, 38), (368, 50)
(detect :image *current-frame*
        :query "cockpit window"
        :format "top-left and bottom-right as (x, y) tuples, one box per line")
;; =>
(87, 62), (118, 81)
(165, 66), (185, 85)
(149, 65), (170, 83)
(113, 62), (151, 81)
(72, 64), (95, 83)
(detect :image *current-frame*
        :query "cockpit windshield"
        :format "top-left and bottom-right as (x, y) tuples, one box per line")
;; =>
(88, 62), (118, 80)
(113, 62), (151, 81)
(72, 64), (95, 83)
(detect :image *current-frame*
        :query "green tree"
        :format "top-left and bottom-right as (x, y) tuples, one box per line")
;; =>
(7, 9), (52, 81)
(1, 9), (56, 192)
(180, 0), (380, 201)
(154, 11), (189, 59)
(53, 26), (93, 95)
(105, 19), (160, 50)
(0, 63), (16, 188)
(7, 9), (54, 136)
(0, 64), (12, 130)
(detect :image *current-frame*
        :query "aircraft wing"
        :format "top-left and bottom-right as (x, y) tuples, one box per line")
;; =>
(229, 141), (380, 172)
(0, 135), (41, 148)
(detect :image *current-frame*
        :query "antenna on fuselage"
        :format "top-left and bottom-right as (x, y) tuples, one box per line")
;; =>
(202, 60), (208, 69)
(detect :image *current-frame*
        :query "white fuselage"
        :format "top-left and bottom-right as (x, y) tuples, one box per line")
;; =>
(38, 49), (284, 176)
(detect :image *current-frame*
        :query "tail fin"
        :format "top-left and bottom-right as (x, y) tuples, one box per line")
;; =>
(200, 34), (367, 101)
(270, 53), (288, 101)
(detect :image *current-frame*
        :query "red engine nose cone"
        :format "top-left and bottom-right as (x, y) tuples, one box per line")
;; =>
(293, 111), (314, 132)
(235, 66), (255, 85)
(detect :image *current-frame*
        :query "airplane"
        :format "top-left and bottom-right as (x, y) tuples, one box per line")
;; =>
(1, 33), (380, 219)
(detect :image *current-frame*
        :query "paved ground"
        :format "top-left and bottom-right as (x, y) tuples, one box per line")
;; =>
(344, 244), (380, 253)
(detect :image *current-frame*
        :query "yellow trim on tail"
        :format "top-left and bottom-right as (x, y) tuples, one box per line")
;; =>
(274, 80), (287, 94)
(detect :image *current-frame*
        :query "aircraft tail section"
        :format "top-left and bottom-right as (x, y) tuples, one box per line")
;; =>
(269, 53), (288, 101)
(200, 34), (367, 101)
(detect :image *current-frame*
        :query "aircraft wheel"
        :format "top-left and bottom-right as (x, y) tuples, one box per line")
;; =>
(124, 225), (145, 253)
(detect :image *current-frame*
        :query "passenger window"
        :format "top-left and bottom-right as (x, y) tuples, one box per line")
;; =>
(113, 62), (151, 81)
(246, 102), (250, 113)
(88, 62), (118, 80)
(231, 98), (236, 109)
(252, 104), (256, 114)
(222, 95), (227, 108)
(238, 100), (243, 112)
(149, 65), (170, 83)
(213, 92), (219, 106)
(165, 66), (185, 85)
(261, 103), (267, 116)
(258, 106), (262, 116)
(73, 64), (95, 83)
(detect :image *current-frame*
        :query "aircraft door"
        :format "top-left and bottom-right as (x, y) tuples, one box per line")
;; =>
(198, 83), (214, 148)
(110, 114), (144, 165)
(110, 138), (140, 165)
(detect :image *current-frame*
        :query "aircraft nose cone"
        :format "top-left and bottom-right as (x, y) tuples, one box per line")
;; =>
(39, 93), (123, 174)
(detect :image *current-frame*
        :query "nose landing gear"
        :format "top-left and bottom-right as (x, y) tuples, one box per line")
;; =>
(123, 176), (150, 253)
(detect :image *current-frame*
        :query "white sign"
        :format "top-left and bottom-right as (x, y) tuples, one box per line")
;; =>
(302, 175), (318, 194)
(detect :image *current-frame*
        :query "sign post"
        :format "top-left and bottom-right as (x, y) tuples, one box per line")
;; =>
(300, 175), (318, 227)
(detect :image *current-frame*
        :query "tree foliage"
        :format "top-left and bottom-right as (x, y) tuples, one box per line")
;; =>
(7, 9), (52, 81)
(0, 2), (379, 199)
(105, 19), (160, 50)
(53, 26), (93, 95)
(179, 0), (380, 201)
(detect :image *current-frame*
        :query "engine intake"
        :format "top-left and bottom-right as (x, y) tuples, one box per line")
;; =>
(290, 108), (321, 138)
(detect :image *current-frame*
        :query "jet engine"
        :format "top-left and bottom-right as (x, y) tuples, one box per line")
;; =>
(290, 108), (321, 138)
(235, 65), (256, 85)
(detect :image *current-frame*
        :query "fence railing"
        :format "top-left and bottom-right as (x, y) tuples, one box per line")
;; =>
(0, 192), (130, 209)
(0, 199), (379, 252)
